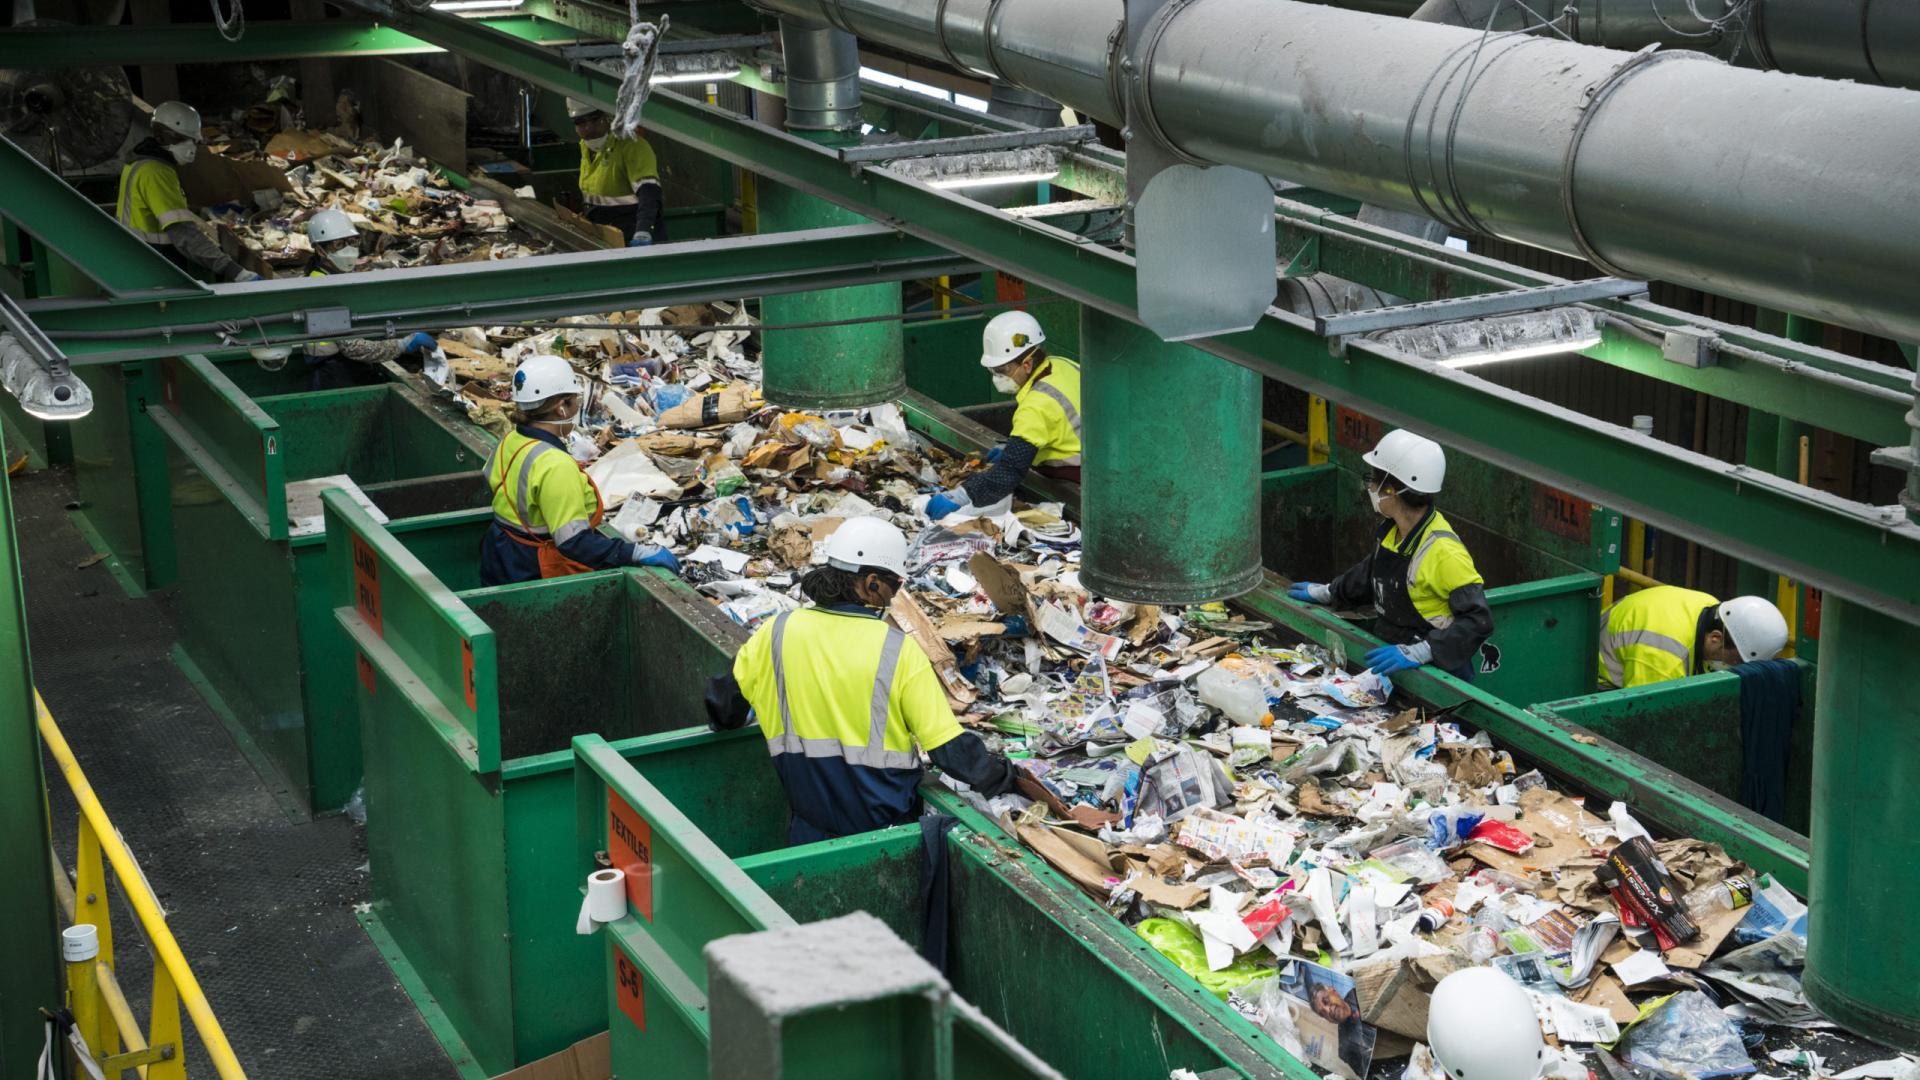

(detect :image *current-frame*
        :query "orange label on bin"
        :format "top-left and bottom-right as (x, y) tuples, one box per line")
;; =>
(1335, 406), (1382, 452)
(614, 945), (645, 1031)
(1532, 484), (1591, 541)
(350, 534), (382, 636)
(461, 639), (476, 712)
(607, 790), (653, 921)
(356, 651), (376, 695)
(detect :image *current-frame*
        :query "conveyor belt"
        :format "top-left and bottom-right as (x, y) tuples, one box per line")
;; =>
(16, 463), (458, 1080)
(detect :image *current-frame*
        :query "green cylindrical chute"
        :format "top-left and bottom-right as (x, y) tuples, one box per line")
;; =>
(1804, 595), (1920, 1052)
(1078, 308), (1262, 604)
(755, 130), (904, 410)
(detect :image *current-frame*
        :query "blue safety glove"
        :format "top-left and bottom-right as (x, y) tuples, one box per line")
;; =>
(1365, 643), (1428, 675)
(401, 331), (437, 355)
(1288, 582), (1328, 604)
(926, 493), (962, 521)
(628, 230), (653, 247)
(985, 444), (1004, 465)
(634, 544), (681, 572)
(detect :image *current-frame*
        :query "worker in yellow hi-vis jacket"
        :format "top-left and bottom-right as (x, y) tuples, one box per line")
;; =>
(1596, 587), (1789, 689)
(114, 101), (259, 283)
(567, 99), (665, 246)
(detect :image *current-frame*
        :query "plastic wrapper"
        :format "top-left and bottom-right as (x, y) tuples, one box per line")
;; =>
(1136, 918), (1274, 999)
(1616, 991), (1756, 1078)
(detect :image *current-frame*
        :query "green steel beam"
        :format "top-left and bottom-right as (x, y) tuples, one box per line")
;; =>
(0, 434), (60, 1078)
(0, 135), (202, 298)
(24, 226), (975, 360)
(0, 16), (590, 69)
(322, 4), (1920, 624)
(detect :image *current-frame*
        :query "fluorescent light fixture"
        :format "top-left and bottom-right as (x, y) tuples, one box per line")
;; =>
(1372, 307), (1601, 369)
(430, 0), (524, 10)
(652, 51), (742, 84)
(927, 169), (1059, 190)
(858, 67), (989, 112)
(0, 334), (91, 421)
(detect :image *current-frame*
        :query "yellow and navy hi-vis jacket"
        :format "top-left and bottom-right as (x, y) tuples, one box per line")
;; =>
(578, 134), (659, 207)
(478, 425), (630, 586)
(731, 604), (964, 838)
(1011, 357), (1083, 466)
(1329, 507), (1493, 674)
(1597, 585), (1719, 689)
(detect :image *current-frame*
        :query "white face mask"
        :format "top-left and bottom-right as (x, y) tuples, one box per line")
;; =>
(326, 246), (360, 271)
(584, 135), (609, 152)
(1706, 660), (1731, 672)
(167, 141), (197, 165)
(990, 372), (1020, 395)
(1367, 485), (1385, 515)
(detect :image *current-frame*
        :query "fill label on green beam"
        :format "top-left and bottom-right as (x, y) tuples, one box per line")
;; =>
(609, 789), (654, 920)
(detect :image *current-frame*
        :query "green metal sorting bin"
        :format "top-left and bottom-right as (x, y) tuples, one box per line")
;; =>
(571, 733), (1318, 1079)
(1532, 664), (1818, 835)
(150, 355), (493, 812)
(325, 488), (750, 1075)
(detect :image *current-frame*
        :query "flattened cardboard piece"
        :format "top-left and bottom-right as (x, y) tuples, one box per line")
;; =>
(554, 200), (624, 249)
(1467, 788), (1601, 876)
(1017, 823), (1118, 900)
(177, 149), (294, 208)
(888, 590), (976, 708)
(968, 551), (1029, 617)
(493, 1031), (610, 1080)
(1571, 973), (1639, 1025)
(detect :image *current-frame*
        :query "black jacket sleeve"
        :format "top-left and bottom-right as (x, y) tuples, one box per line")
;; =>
(928, 732), (1016, 797)
(555, 526), (640, 570)
(1327, 549), (1376, 608)
(960, 436), (1039, 507)
(705, 672), (752, 732)
(1427, 582), (1494, 673)
(163, 221), (242, 281)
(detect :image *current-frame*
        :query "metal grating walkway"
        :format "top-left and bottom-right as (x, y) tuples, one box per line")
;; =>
(17, 463), (459, 1080)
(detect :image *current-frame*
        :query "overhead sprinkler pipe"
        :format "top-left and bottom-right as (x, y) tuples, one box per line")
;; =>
(748, 0), (1920, 343)
(1403, 0), (1920, 91)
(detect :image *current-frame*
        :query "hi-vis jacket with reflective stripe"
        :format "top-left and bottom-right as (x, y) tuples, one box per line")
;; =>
(115, 153), (197, 243)
(732, 605), (964, 838)
(1597, 585), (1718, 689)
(1329, 507), (1493, 674)
(578, 134), (659, 207)
(478, 426), (634, 586)
(1011, 357), (1083, 466)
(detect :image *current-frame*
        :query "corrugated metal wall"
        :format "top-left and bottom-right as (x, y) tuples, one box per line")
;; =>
(1466, 238), (1910, 597)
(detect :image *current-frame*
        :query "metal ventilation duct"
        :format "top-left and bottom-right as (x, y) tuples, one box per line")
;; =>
(1400, 0), (1920, 91)
(751, 0), (1920, 343)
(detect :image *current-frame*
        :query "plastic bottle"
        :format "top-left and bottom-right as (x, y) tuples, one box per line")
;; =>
(1196, 663), (1271, 727)
(1420, 805), (1487, 849)
(1415, 897), (1455, 933)
(1682, 875), (1754, 921)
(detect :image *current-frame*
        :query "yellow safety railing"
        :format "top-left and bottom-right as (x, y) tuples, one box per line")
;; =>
(37, 691), (247, 1080)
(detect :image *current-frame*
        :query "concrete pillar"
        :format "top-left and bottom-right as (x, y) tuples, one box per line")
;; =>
(1078, 309), (1263, 603)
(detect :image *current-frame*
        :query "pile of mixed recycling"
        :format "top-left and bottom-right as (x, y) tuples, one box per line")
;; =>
(409, 314), (1901, 1080)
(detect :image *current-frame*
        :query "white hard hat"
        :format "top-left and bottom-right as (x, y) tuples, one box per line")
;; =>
(980, 310), (1046, 369)
(151, 101), (203, 142)
(1363, 428), (1447, 494)
(567, 98), (604, 120)
(1718, 596), (1790, 663)
(1427, 969), (1545, 1080)
(306, 208), (357, 244)
(511, 354), (582, 407)
(822, 516), (909, 578)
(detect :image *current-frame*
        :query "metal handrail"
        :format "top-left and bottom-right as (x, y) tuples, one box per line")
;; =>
(37, 691), (247, 1080)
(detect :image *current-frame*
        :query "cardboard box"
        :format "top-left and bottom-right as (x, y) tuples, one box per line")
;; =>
(492, 1031), (609, 1080)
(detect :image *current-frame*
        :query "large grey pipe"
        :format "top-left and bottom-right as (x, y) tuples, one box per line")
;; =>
(755, 0), (1920, 343)
(1406, 0), (1920, 90)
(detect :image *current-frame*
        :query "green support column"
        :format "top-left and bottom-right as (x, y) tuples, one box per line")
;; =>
(0, 431), (61, 1076)
(1805, 597), (1920, 1052)
(1079, 309), (1262, 603)
(756, 170), (905, 409)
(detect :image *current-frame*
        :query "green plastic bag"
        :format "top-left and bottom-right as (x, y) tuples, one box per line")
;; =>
(1136, 917), (1274, 999)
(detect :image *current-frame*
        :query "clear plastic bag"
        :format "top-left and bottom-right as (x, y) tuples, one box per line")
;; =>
(1617, 991), (1757, 1078)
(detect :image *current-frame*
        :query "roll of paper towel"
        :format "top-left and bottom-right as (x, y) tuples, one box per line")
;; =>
(575, 868), (628, 934)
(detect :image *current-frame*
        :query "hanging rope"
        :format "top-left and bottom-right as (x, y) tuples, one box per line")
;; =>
(211, 0), (244, 42)
(611, 5), (668, 140)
